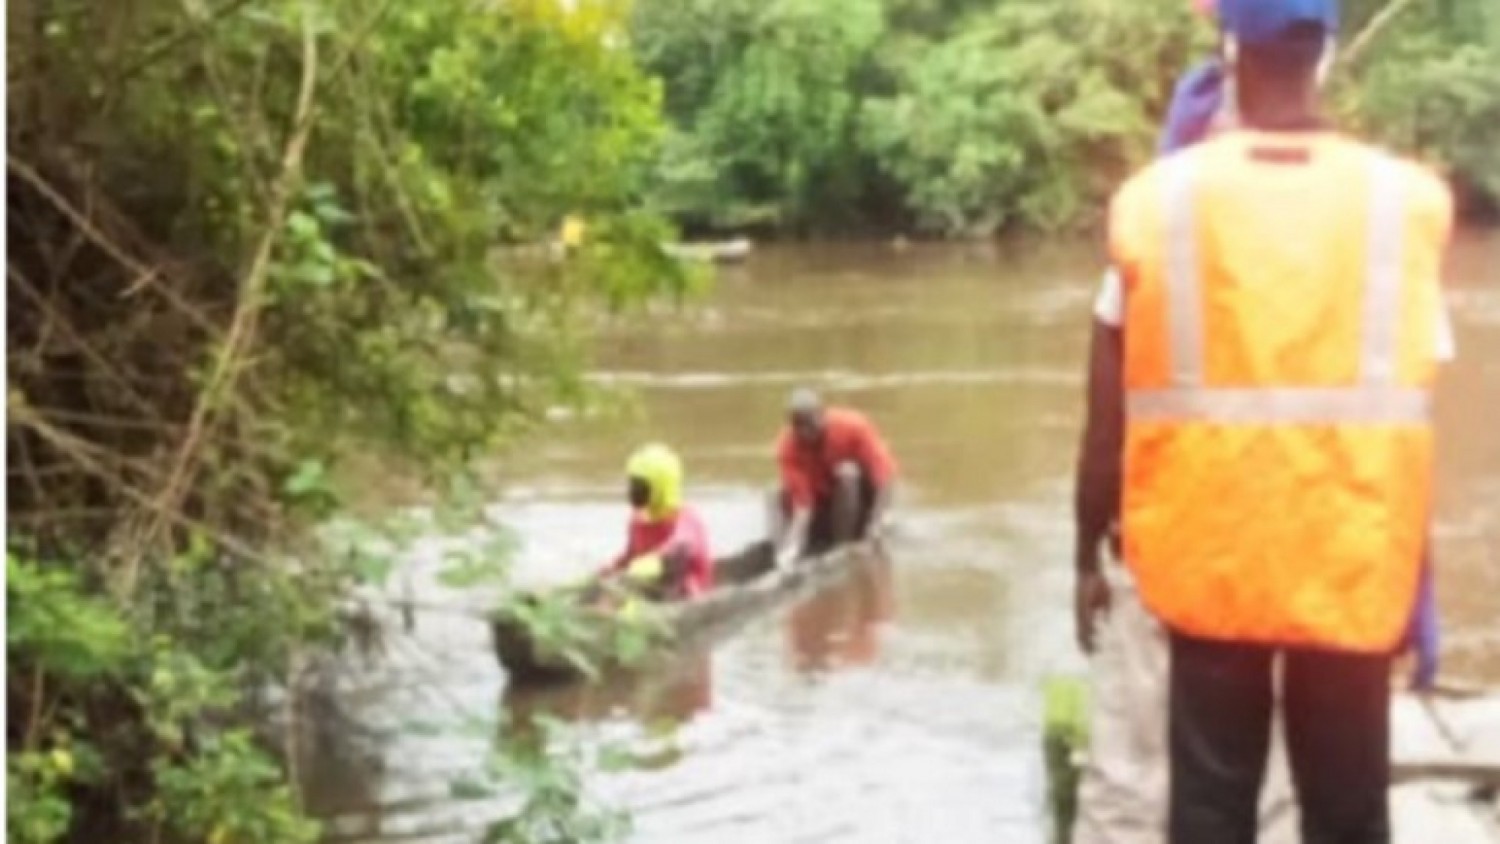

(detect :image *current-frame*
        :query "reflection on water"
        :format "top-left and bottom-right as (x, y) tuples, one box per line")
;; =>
(787, 555), (896, 673)
(311, 231), (1499, 843)
(505, 650), (717, 731)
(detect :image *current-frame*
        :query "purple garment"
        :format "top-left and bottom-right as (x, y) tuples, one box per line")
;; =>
(1158, 59), (1226, 155)
(1404, 551), (1440, 690)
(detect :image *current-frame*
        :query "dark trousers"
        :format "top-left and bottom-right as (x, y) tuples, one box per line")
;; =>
(772, 465), (876, 555)
(1169, 633), (1392, 844)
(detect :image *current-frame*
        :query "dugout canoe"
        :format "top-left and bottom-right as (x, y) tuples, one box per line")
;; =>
(663, 238), (752, 264)
(491, 539), (878, 683)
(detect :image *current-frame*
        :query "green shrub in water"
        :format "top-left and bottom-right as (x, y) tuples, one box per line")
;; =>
(1042, 674), (1090, 844)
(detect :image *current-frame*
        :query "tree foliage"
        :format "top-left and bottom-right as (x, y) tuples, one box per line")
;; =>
(633, 0), (887, 231)
(1341, 0), (1500, 217)
(7, 1), (692, 841)
(863, 0), (1199, 234)
(633, 0), (1500, 235)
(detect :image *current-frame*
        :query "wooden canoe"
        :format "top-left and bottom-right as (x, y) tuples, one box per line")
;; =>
(491, 539), (878, 683)
(663, 238), (752, 264)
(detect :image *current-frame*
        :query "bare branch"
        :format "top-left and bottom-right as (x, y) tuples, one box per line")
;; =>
(7, 157), (222, 335)
(11, 401), (271, 567)
(8, 266), (164, 420)
(141, 4), (323, 583)
(1343, 0), (1423, 68)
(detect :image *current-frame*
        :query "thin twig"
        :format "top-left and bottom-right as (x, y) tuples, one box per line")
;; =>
(17, 407), (186, 433)
(11, 403), (269, 566)
(1343, 0), (1422, 68)
(6, 157), (221, 335)
(13, 424), (49, 507)
(141, 6), (321, 584)
(8, 157), (156, 292)
(10, 404), (175, 492)
(25, 667), (45, 751)
(283, 647), (303, 805)
(9, 508), (119, 524)
(111, 0), (262, 88)
(8, 266), (164, 420)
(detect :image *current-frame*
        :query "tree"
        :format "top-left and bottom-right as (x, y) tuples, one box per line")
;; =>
(1342, 0), (1500, 217)
(862, 0), (1199, 234)
(634, 0), (886, 232)
(7, 1), (694, 840)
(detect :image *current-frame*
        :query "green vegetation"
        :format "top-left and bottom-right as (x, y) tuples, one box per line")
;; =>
(635, 0), (1500, 235)
(8, 0), (692, 841)
(496, 586), (673, 678)
(1339, 0), (1500, 216)
(633, 0), (888, 233)
(1041, 674), (1090, 844)
(7, 1), (1495, 842)
(861, 0), (1199, 233)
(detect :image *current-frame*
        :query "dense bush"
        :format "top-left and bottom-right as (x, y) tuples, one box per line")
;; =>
(8, 1), (1495, 840)
(634, 0), (1500, 235)
(1341, 0), (1500, 217)
(633, 0), (887, 232)
(862, 0), (1199, 234)
(7, 1), (694, 841)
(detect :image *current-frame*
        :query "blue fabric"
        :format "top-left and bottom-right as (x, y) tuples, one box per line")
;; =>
(1219, 0), (1339, 44)
(1405, 553), (1440, 691)
(1159, 60), (1226, 155)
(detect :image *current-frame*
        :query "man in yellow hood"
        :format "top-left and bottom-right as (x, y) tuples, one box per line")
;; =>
(602, 444), (713, 599)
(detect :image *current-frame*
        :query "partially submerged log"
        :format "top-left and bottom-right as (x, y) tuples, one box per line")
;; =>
(663, 238), (752, 264)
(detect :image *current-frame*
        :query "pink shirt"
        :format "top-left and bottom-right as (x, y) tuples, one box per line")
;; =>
(609, 506), (714, 597)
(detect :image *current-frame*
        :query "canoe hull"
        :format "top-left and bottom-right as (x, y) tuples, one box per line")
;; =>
(492, 540), (876, 683)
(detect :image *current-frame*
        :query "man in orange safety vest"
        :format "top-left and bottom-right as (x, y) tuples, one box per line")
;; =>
(1072, 0), (1455, 841)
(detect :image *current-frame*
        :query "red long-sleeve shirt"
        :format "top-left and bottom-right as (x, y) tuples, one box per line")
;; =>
(608, 507), (714, 597)
(776, 407), (897, 510)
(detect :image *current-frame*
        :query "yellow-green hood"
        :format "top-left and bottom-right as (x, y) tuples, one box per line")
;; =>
(626, 443), (682, 520)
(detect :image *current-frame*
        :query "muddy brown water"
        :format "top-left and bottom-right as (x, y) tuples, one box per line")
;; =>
(305, 233), (1499, 844)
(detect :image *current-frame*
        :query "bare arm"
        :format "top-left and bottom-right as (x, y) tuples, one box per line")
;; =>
(1072, 318), (1125, 653)
(868, 483), (893, 537)
(1074, 319), (1125, 574)
(777, 508), (812, 567)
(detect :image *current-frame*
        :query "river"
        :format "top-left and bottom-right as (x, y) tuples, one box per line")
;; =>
(306, 231), (1499, 844)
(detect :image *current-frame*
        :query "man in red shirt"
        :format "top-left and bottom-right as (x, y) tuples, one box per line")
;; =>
(601, 443), (713, 600)
(771, 389), (897, 566)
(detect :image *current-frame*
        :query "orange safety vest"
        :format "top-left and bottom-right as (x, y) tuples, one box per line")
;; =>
(1111, 131), (1453, 652)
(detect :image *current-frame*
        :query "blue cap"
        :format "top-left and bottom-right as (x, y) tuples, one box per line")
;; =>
(1219, 0), (1338, 45)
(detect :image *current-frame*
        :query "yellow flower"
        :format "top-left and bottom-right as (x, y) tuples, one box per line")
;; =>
(49, 749), (74, 777)
(560, 215), (586, 249)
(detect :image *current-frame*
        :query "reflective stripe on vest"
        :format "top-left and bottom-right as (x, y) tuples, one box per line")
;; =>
(1120, 140), (1443, 653)
(1134, 152), (1426, 424)
(1128, 385), (1430, 424)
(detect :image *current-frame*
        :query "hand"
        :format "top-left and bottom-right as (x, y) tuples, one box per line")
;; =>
(775, 547), (798, 571)
(625, 553), (665, 584)
(1075, 568), (1112, 655)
